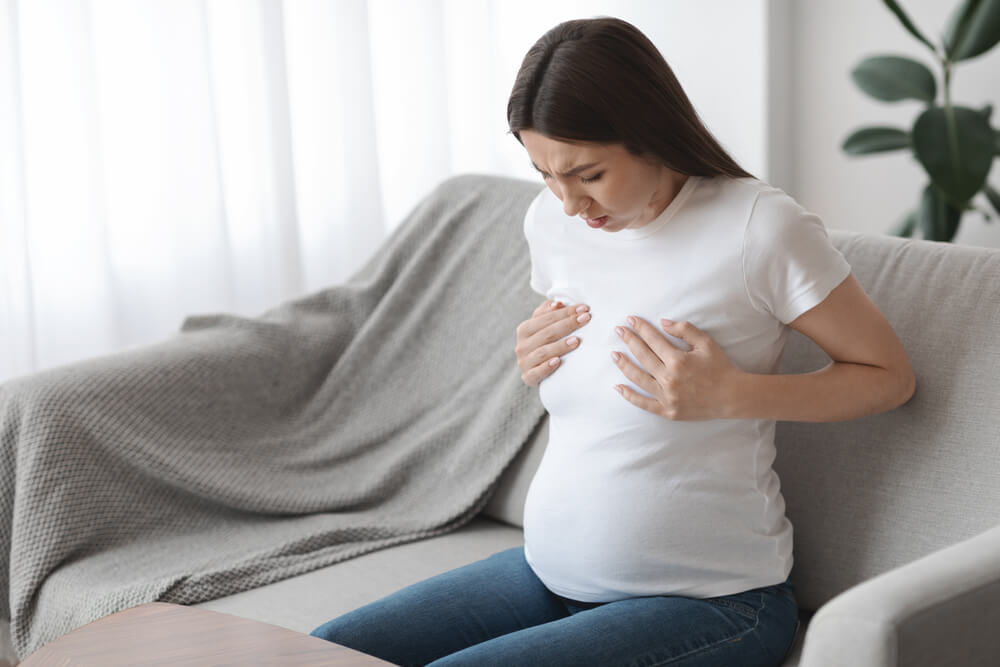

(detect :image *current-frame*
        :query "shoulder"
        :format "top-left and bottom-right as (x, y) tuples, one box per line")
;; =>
(524, 185), (558, 224)
(738, 180), (829, 248)
(693, 175), (772, 199)
(684, 176), (783, 221)
(522, 185), (549, 235)
(738, 181), (850, 321)
(710, 178), (807, 222)
(752, 183), (810, 218)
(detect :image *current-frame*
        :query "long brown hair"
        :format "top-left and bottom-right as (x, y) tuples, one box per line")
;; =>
(507, 17), (753, 179)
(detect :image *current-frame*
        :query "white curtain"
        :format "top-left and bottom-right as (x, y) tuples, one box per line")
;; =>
(0, 0), (769, 383)
(0, 0), (507, 382)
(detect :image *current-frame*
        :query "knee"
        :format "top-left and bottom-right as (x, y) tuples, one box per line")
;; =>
(310, 613), (380, 653)
(309, 617), (352, 644)
(310, 614), (408, 665)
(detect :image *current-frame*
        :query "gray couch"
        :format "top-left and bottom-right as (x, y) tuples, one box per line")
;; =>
(199, 188), (1000, 665)
(5, 175), (1000, 666)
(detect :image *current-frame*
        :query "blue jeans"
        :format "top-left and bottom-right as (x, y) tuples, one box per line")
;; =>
(310, 546), (799, 666)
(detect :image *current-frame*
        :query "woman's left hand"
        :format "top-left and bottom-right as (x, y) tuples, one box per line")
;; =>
(611, 316), (742, 421)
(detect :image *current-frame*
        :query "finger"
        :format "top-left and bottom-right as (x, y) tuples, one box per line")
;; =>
(609, 349), (658, 395)
(614, 321), (666, 373)
(624, 316), (685, 361)
(524, 300), (574, 332)
(659, 318), (705, 350)
(524, 355), (562, 387)
(612, 383), (664, 416)
(532, 299), (564, 317)
(516, 307), (588, 378)
(525, 332), (581, 375)
(519, 323), (581, 376)
(524, 303), (591, 340)
(524, 338), (579, 386)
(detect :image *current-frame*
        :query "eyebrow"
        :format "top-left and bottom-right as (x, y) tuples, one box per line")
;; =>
(530, 161), (601, 177)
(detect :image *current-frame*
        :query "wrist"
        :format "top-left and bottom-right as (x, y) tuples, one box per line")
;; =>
(720, 369), (754, 420)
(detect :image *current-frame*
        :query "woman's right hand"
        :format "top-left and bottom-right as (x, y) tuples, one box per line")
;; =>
(515, 300), (591, 387)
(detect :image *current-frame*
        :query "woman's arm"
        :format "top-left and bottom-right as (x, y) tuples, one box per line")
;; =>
(724, 273), (916, 422)
(611, 274), (915, 422)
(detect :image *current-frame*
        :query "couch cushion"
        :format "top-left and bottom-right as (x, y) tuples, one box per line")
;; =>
(193, 517), (524, 635)
(0, 620), (13, 667)
(193, 511), (810, 666)
(482, 417), (547, 527)
(775, 231), (1000, 612)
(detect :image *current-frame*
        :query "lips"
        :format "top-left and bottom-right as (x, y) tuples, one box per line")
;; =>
(584, 215), (609, 229)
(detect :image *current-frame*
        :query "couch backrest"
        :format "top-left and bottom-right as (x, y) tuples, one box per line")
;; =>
(774, 230), (1000, 611)
(483, 226), (1000, 613)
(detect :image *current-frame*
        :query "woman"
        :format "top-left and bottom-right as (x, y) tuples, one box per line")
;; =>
(311, 17), (915, 666)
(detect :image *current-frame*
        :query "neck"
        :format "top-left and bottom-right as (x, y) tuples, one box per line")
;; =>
(645, 169), (689, 224)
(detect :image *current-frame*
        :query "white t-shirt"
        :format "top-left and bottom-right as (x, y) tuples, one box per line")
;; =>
(521, 174), (851, 602)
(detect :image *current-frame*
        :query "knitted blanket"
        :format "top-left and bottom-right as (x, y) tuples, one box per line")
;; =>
(0, 174), (547, 659)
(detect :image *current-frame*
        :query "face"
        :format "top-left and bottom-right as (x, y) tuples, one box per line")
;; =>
(520, 129), (686, 233)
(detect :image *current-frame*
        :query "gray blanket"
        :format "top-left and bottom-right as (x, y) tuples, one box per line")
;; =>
(0, 174), (547, 659)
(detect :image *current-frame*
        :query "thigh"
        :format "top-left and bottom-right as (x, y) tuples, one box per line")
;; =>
(430, 582), (799, 667)
(309, 546), (567, 667)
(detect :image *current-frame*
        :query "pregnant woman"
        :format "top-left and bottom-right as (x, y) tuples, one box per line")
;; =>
(311, 16), (915, 666)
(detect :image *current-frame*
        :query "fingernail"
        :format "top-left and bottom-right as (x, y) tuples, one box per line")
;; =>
(610, 351), (621, 362)
(550, 301), (560, 309)
(577, 312), (590, 323)
(615, 326), (625, 337)
(548, 357), (560, 366)
(575, 305), (589, 313)
(567, 336), (579, 346)
(627, 316), (636, 327)
(661, 317), (674, 325)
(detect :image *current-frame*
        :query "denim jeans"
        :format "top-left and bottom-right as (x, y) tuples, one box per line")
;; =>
(310, 546), (799, 666)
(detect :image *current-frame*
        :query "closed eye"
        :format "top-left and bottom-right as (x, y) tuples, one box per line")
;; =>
(541, 172), (603, 184)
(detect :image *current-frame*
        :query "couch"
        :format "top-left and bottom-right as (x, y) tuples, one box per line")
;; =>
(4, 174), (1000, 666)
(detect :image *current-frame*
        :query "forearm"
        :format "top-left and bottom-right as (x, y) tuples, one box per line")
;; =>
(725, 360), (915, 422)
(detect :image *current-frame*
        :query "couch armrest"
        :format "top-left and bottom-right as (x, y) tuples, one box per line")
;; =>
(799, 523), (1000, 667)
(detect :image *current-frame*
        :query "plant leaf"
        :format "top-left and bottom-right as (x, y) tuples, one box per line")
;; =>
(912, 105), (995, 203)
(943, 0), (1000, 62)
(891, 210), (918, 236)
(985, 184), (1000, 217)
(918, 184), (963, 241)
(842, 127), (911, 154)
(851, 56), (937, 103)
(979, 104), (994, 120)
(882, 0), (939, 53)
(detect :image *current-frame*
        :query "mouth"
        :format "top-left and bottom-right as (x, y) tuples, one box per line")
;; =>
(584, 215), (609, 229)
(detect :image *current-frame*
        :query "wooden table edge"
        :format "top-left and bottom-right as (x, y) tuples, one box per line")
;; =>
(20, 601), (394, 666)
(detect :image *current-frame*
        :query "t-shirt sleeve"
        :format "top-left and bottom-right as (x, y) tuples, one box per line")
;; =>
(742, 188), (852, 324)
(523, 188), (551, 297)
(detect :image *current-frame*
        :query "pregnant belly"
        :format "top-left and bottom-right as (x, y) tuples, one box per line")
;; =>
(521, 417), (769, 599)
(524, 449), (697, 551)
(522, 468), (704, 600)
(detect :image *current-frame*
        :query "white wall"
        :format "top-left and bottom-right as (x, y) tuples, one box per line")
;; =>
(386, 0), (768, 225)
(434, 0), (1000, 248)
(787, 0), (1000, 247)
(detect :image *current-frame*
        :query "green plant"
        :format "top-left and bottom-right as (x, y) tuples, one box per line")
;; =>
(843, 0), (1000, 242)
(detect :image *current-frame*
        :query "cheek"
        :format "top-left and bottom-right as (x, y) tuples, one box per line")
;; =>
(621, 176), (653, 207)
(600, 178), (634, 209)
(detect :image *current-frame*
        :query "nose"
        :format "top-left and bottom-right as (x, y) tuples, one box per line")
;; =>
(557, 185), (590, 218)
